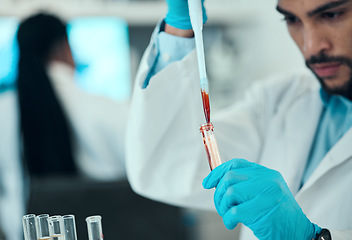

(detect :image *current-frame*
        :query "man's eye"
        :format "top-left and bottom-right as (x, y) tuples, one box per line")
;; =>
(321, 12), (343, 20)
(283, 16), (299, 25)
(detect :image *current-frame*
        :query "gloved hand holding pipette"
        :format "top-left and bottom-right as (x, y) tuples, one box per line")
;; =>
(202, 159), (322, 240)
(165, 0), (207, 30)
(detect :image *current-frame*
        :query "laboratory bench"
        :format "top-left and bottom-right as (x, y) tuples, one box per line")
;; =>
(27, 177), (188, 240)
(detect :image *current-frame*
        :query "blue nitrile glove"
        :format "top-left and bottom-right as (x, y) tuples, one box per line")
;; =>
(165, 0), (207, 30)
(202, 158), (322, 240)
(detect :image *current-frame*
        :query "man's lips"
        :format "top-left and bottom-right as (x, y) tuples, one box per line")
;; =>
(310, 62), (342, 78)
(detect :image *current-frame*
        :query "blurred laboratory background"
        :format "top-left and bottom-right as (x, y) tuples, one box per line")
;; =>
(0, 0), (305, 239)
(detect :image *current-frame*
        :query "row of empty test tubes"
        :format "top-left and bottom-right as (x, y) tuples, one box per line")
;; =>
(22, 214), (103, 240)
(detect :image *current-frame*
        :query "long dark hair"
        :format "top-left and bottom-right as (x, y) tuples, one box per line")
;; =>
(16, 13), (77, 176)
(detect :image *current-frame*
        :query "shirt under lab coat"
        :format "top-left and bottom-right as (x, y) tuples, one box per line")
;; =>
(0, 61), (129, 240)
(125, 28), (352, 239)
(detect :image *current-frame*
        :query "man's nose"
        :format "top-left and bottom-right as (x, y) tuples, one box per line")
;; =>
(303, 26), (332, 57)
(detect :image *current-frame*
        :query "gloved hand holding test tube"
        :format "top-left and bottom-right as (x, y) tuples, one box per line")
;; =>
(188, 0), (223, 170)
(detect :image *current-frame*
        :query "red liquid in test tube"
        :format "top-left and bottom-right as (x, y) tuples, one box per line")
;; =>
(200, 123), (222, 170)
(201, 90), (211, 123)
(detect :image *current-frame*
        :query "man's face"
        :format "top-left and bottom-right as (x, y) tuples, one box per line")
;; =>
(277, 0), (352, 99)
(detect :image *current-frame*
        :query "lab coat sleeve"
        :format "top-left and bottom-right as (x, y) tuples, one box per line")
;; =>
(127, 47), (216, 209)
(126, 30), (273, 210)
(143, 20), (196, 88)
(48, 62), (129, 181)
(74, 99), (130, 181)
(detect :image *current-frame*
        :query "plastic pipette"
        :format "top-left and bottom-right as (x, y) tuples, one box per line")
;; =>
(189, 0), (223, 169)
(188, 0), (211, 123)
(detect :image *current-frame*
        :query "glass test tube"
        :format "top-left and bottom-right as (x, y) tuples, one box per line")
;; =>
(48, 215), (64, 240)
(62, 215), (78, 240)
(200, 123), (222, 170)
(86, 215), (104, 240)
(37, 214), (50, 240)
(22, 214), (38, 240)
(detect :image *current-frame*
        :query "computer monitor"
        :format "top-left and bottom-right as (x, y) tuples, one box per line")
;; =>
(68, 17), (131, 101)
(0, 17), (19, 91)
(0, 16), (131, 101)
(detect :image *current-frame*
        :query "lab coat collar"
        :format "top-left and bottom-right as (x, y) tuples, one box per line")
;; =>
(294, 84), (352, 195)
(299, 127), (352, 193)
(284, 84), (323, 194)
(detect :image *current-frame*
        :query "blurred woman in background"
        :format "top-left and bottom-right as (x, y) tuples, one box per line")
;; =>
(17, 12), (78, 177)
(0, 12), (128, 240)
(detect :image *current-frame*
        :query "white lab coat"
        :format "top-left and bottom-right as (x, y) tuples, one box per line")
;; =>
(126, 42), (352, 239)
(0, 61), (129, 240)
